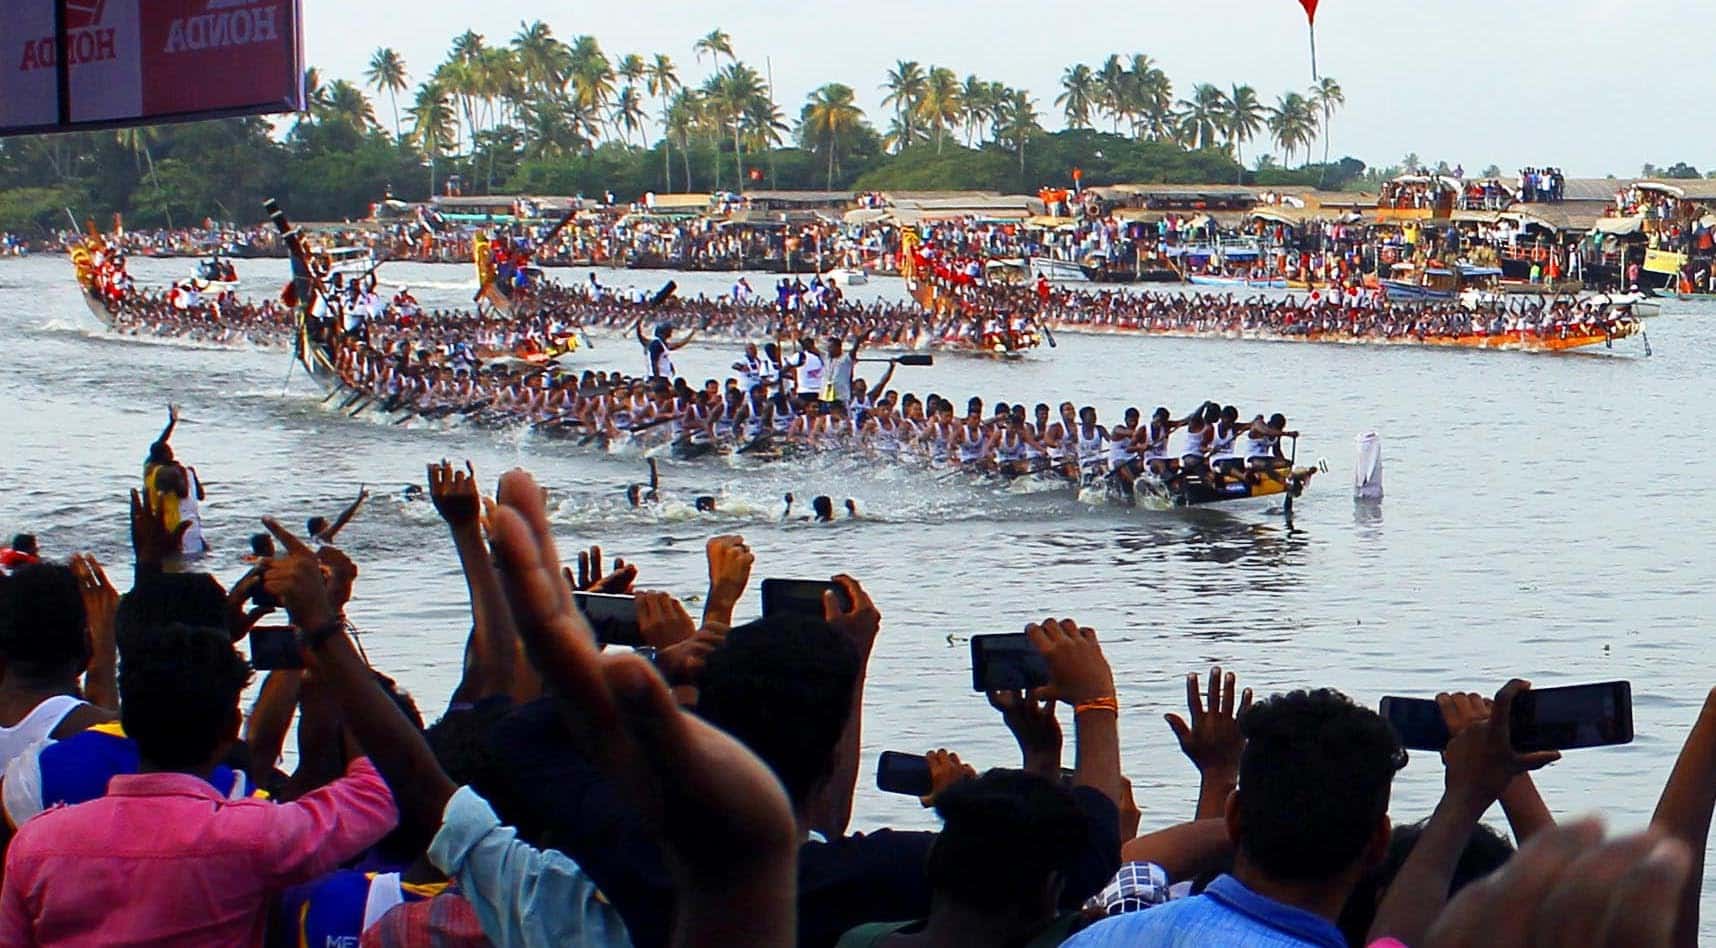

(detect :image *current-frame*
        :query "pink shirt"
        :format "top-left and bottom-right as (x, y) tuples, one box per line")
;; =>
(0, 757), (398, 947)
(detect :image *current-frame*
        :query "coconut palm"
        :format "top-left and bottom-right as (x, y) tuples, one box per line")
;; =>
(408, 80), (456, 192)
(364, 48), (408, 141)
(511, 22), (569, 98)
(1126, 55), (1172, 138)
(613, 85), (647, 145)
(665, 88), (701, 189)
(1092, 55), (1127, 132)
(994, 88), (1040, 173)
(1267, 92), (1318, 166)
(742, 94), (788, 185)
(1224, 83), (1265, 180)
(801, 83), (864, 189)
(693, 29), (734, 66)
(917, 66), (962, 153)
(567, 35), (615, 139)
(322, 79), (378, 134)
(958, 74), (993, 145)
(1175, 83), (1229, 150)
(1056, 64), (1097, 129)
(646, 54), (682, 188)
(880, 60), (927, 151)
(1309, 76), (1345, 170)
(709, 62), (764, 191)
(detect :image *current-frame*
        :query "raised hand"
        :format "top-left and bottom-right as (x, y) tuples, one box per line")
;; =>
(259, 517), (339, 635)
(920, 748), (976, 807)
(315, 545), (359, 614)
(1441, 680), (1560, 814)
(636, 590), (696, 649)
(485, 468), (798, 945)
(987, 689), (1062, 778)
(703, 535), (754, 627)
(824, 574), (881, 658)
(1026, 617), (1114, 706)
(427, 460), (481, 529)
(129, 488), (189, 569)
(68, 554), (118, 641)
(574, 544), (637, 594)
(1166, 666), (1252, 779)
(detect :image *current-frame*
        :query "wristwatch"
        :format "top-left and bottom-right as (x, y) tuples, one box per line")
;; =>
(632, 646), (659, 665)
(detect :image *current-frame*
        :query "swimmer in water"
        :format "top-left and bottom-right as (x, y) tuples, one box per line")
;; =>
(627, 459), (662, 508)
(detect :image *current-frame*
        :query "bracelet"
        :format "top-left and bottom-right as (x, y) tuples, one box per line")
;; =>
(301, 619), (346, 650)
(1074, 696), (1119, 715)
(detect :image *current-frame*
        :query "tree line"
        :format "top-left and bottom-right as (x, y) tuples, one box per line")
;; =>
(0, 24), (1376, 231)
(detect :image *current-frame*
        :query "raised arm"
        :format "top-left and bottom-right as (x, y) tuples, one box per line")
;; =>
(320, 486), (370, 543)
(1165, 667), (1251, 821)
(1651, 685), (1716, 948)
(151, 403), (179, 451)
(670, 327), (698, 350)
(429, 462), (524, 704)
(805, 575), (880, 839)
(1031, 617), (1125, 811)
(68, 554), (119, 712)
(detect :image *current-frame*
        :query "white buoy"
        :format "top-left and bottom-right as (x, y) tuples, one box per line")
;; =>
(1354, 432), (1383, 500)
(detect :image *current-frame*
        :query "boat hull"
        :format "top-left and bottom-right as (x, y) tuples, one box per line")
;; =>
(1188, 274), (1288, 290)
(1043, 319), (1641, 353)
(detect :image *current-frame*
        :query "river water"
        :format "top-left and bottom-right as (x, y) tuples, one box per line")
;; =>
(5, 254), (1716, 918)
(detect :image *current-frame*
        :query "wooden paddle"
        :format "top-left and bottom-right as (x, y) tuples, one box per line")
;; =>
(856, 353), (934, 366)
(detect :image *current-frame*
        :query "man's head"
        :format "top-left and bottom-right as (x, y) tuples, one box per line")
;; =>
(119, 623), (251, 772)
(812, 496), (835, 522)
(116, 572), (228, 652)
(9, 535), (37, 557)
(305, 517), (330, 539)
(0, 563), (91, 683)
(1230, 689), (1405, 891)
(696, 614), (860, 813)
(925, 770), (1088, 922)
(147, 441), (174, 465)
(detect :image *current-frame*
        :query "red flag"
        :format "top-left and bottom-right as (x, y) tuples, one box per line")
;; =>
(1299, 0), (1317, 23)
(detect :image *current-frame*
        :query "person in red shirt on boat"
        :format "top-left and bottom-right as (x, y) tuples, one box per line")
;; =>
(0, 536), (38, 575)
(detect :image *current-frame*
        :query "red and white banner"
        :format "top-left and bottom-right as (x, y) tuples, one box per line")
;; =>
(2, 0), (303, 136)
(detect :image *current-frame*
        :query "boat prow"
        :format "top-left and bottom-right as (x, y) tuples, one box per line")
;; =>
(1131, 465), (1320, 509)
(81, 288), (117, 330)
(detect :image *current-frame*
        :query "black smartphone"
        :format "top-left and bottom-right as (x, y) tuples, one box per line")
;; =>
(1511, 681), (1633, 752)
(573, 592), (643, 648)
(760, 578), (851, 619)
(875, 751), (934, 797)
(1379, 696), (1451, 751)
(250, 626), (303, 670)
(970, 633), (1051, 693)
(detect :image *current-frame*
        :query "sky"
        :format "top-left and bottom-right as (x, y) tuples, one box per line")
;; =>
(301, 0), (1712, 180)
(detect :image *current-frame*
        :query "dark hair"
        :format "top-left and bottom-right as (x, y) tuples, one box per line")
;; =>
(0, 563), (91, 676)
(119, 623), (251, 770)
(249, 533), (276, 558)
(696, 614), (859, 808)
(117, 572), (228, 650)
(1338, 821), (1515, 945)
(1236, 689), (1405, 882)
(9, 535), (36, 555)
(306, 517), (330, 537)
(812, 496), (834, 521)
(926, 769), (1088, 912)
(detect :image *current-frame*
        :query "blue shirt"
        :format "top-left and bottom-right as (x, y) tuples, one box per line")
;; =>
(1061, 874), (1347, 948)
(428, 785), (630, 948)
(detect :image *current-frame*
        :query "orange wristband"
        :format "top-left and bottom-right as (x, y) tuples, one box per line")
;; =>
(1074, 696), (1119, 715)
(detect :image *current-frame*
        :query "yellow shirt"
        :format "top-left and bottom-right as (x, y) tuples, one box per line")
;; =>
(143, 463), (181, 530)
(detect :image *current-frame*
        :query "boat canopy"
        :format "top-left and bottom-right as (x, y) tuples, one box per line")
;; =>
(1592, 216), (1645, 237)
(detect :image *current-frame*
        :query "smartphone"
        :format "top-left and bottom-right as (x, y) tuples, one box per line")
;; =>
(573, 592), (643, 648)
(1379, 696), (1451, 751)
(1511, 681), (1633, 752)
(760, 578), (851, 619)
(250, 626), (303, 670)
(970, 633), (1051, 693)
(875, 751), (934, 797)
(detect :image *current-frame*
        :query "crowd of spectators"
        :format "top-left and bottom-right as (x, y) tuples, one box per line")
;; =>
(0, 404), (1707, 947)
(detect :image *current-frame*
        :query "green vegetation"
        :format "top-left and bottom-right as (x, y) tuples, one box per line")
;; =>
(0, 24), (1370, 232)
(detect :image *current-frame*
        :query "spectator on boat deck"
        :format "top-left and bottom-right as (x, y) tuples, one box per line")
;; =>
(1064, 689), (1404, 948)
(0, 623), (399, 946)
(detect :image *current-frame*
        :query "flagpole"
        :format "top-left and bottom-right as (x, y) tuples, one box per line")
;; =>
(1308, 23), (1319, 80)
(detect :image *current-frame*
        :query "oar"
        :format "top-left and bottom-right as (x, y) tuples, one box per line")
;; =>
(1282, 435), (1300, 521)
(856, 353), (934, 366)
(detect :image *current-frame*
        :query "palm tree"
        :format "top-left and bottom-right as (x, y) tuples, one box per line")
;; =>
(521, 95), (586, 160)
(801, 83), (864, 189)
(1267, 92), (1317, 166)
(1309, 76), (1345, 171)
(742, 94), (788, 185)
(880, 60), (927, 151)
(994, 88), (1040, 174)
(709, 62), (764, 191)
(297, 67), (331, 133)
(511, 22), (569, 98)
(1094, 55), (1127, 132)
(617, 54), (647, 86)
(693, 29), (734, 66)
(567, 35), (615, 140)
(1057, 64), (1097, 129)
(408, 81), (457, 192)
(322, 79), (377, 134)
(918, 66), (961, 153)
(613, 85), (647, 145)
(1224, 84), (1266, 180)
(647, 54), (682, 189)
(1127, 55), (1172, 138)
(665, 88), (701, 189)
(1176, 83), (1229, 150)
(958, 74), (993, 145)
(364, 48), (408, 141)
(450, 30), (485, 65)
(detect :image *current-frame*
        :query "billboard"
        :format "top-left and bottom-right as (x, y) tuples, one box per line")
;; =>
(2, 0), (304, 136)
